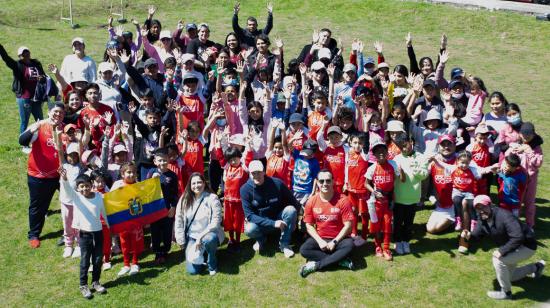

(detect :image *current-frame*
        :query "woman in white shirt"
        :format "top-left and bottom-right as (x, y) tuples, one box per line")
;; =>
(175, 172), (224, 275)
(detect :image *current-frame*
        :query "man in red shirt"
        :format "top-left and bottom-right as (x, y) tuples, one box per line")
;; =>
(19, 103), (65, 248)
(299, 170), (355, 277)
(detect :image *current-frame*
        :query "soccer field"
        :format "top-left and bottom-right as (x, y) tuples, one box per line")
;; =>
(0, 0), (549, 306)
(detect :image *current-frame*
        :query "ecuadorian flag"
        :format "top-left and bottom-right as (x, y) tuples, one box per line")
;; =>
(104, 178), (168, 233)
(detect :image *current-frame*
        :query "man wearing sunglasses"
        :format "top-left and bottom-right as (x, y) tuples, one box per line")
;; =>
(299, 170), (355, 277)
(462, 195), (545, 300)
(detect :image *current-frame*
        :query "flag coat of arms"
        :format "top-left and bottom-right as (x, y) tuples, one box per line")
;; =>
(104, 178), (168, 233)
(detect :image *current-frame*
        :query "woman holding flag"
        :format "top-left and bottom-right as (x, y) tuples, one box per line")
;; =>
(175, 173), (224, 276)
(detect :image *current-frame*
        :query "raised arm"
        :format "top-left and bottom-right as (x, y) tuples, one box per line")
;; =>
(406, 33), (420, 75)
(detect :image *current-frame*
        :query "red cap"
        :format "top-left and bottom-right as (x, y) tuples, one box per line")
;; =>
(438, 134), (456, 144)
(473, 195), (492, 207)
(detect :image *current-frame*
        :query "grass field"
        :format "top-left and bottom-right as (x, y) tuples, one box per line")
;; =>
(0, 0), (549, 306)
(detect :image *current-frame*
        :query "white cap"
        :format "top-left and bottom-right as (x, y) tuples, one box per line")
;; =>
(248, 160), (264, 173)
(181, 53), (195, 63)
(311, 61), (326, 71)
(378, 62), (389, 69)
(66, 142), (80, 155)
(317, 48), (331, 60)
(160, 30), (172, 40)
(113, 144), (128, 154)
(229, 134), (245, 146)
(343, 63), (357, 73)
(70, 75), (88, 84)
(475, 125), (489, 135)
(17, 46), (30, 56)
(98, 62), (114, 73)
(386, 120), (406, 133)
(71, 37), (84, 45)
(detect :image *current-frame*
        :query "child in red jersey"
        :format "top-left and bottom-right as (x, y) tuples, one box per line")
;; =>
(266, 122), (290, 185)
(466, 125), (492, 195)
(304, 90), (332, 141)
(317, 121), (347, 194)
(90, 169), (114, 271)
(176, 73), (206, 130)
(216, 138), (253, 252)
(111, 162), (144, 276)
(432, 151), (497, 254)
(385, 120), (405, 160)
(179, 121), (205, 175)
(365, 141), (403, 261)
(344, 133), (370, 242)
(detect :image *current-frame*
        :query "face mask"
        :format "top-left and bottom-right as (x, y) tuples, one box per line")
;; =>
(370, 124), (381, 132)
(507, 114), (521, 126)
(215, 118), (227, 126)
(366, 68), (374, 74)
(451, 93), (464, 99)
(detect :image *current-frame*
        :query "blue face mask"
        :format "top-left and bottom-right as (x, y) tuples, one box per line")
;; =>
(216, 118), (227, 127)
(507, 114), (521, 126)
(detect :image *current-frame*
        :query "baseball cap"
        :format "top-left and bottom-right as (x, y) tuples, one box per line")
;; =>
(81, 149), (98, 165)
(63, 124), (78, 133)
(377, 62), (389, 69)
(327, 126), (342, 136)
(144, 58), (158, 68)
(71, 37), (84, 45)
(343, 63), (357, 73)
(438, 134), (456, 144)
(289, 113), (304, 124)
(299, 139), (318, 156)
(66, 142), (80, 155)
(113, 144), (128, 154)
(317, 48), (331, 60)
(520, 122), (535, 135)
(311, 61), (326, 71)
(182, 72), (199, 83)
(423, 79), (437, 89)
(276, 92), (286, 103)
(448, 79), (464, 90)
(70, 75), (88, 84)
(248, 160), (264, 173)
(186, 23), (197, 31)
(229, 134), (245, 146)
(160, 30), (172, 40)
(371, 140), (387, 153)
(106, 40), (119, 49)
(386, 120), (406, 133)
(181, 53), (195, 63)
(364, 56), (375, 65)
(451, 67), (464, 80)
(98, 62), (114, 73)
(474, 125), (489, 135)
(424, 109), (442, 124)
(17, 46), (30, 56)
(473, 195), (492, 207)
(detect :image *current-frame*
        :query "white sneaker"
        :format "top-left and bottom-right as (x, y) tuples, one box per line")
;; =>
(403, 242), (411, 254)
(102, 262), (112, 271)
(209, 270), (217, 276)
(253, 241), (260, 253)
(117, 266), (131, 276)
(395, 242), (404, 255)
(62, 247), (73, 258)
(129, 264), (140, 275)
(21, 146), (31, 154)
(71, 246), (81, 258)
(281, 247), (295, 258)
(428, 195), (437, 205)
(88, 265), (93, 272)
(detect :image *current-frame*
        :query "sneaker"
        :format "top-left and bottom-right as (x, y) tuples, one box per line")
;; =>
(338, 258), (354, 270)
(375, 246), (383, 258)
(253, 241), (261, 253)
(403, 242), (411, 254)
(71, 246), (81, 258)
(486, 290), (512, 300)
(29, 238), (40, 248)
(383, 249), (393, 261)
(129, 264), (140, 275)
(209, 270), (217, 276)
(57, 236), (65, 246)
(394, 242), (404, 255)
(470, 220), (478, 231)
(530, 260), (546, 278)
(91, 281), (106, 294)
(88, 265), (93, 272)
(352, 236), (366, 247)
(79, 285), (93, 299)
(21, 146), (32, 154)
(455, 217), (462, 231)
(428, 195), (437, 205)
(299, 261), (318, 278)
(102, 262), (112, 271)
(281, 247), (295, 258)
(63, 247), (73, 258)
(458, 236), (469, 254)
(117, 266), (131, 277)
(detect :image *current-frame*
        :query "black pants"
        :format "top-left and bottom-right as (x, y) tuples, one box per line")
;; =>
(79, 230), (103, 286)
(208, 159), (223, 194)
(151, 216), (173, 257)
(27, 175), (59, 239)
(393, 203), (416, 242)
(299, 237), (354, 270)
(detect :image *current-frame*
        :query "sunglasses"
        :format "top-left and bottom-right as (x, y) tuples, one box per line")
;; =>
(318, 179), (332, 184)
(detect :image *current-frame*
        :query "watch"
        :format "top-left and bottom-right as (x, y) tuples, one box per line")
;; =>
(332, 239), (338, 245)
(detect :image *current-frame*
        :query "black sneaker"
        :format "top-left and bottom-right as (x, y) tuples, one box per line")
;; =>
(91, 281), (106, 294)
(79, 285), (93, 299)
(338, 258), (354, 270)
(57, 236), (65, 246)
(299, 261), (317, 278)
(532, 260), (546, 278)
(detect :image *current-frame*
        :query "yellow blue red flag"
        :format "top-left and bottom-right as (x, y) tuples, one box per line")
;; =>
(104, 178), (167, 233)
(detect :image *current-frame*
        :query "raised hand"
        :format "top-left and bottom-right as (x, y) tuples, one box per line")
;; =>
(234, 2), (240, 14)
(148, 5), (157, 18)
(406, 72), (417, 85)
(108, 15), (114, 28)
(299, 62), (308, 75)
(441, 88), (452, 102)
(160, 126), (169, 136)
(406, 32), (412, 47)
(275, 37), (284, 49)
(441, 33), (448, 50)
(236, 60), (245, 73)
(140, 25), (149, 38)
(128, 101), (137, 114)
(103, 111), (114, 124)
(440, 50), (449, 64)
(357, 40), (364, 53)
(177, 20), (184, 31)
(327, 63), (336, 78)
(119, 49), (130, 64)
(267, 2), (273, 14)
(48, 63), (58, 74)
(115, 25), (124, 36)
(312, 29), (319, 44)
(131, 18), (139, 26)
(374, 41), (383, 54)
(351, 39), (359, 53)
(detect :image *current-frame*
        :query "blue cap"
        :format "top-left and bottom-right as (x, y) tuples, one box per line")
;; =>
(451, 67), (464, 80)
(186, 23), (197, 31)
(364, 56), (375, 65)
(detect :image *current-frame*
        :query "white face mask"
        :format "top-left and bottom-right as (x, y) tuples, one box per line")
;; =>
(370, 124), (381, 132)
(452, 93), (464, 99)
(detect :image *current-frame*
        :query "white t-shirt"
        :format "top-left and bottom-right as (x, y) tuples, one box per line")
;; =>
(61, 180), (107, 232)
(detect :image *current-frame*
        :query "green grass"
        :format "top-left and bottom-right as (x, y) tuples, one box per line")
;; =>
(1, 0), (550, 306)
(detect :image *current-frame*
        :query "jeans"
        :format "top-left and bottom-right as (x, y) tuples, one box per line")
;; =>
(393, 203), (416, 242)
(28, 175), (59, 239)
(299, 237), (354, 270)
(244, 205), (297, 249)
(185, 232), (219, 275)
(151, 216), (173, 257)
(79, 230), (103, 286)
(17, 98), (43, 134)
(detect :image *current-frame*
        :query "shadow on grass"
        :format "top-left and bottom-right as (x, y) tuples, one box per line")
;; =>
(41, 229), (63, 241)
(216, 238), (257, 275)
(489, 275), (550, 302)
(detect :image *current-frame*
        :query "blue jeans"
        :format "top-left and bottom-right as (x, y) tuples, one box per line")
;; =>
(185, 232), (219, 275)
(17, 98), (43, 134)
(244, 205), (297, 249)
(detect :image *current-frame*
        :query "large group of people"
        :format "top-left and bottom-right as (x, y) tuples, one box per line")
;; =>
(1, 2), (546, 301)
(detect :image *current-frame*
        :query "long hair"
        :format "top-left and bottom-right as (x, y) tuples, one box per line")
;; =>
(180, 172), (214, 213)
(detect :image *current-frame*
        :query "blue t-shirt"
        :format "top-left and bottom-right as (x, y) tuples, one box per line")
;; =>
(497, 170), (527, 207)
(291, 149), (320, 194)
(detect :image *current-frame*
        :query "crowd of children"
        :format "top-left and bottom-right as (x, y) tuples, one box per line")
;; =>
(4, 2), (545, 299)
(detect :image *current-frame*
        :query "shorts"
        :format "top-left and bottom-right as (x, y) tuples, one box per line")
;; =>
(429, 205), (456, 223)
(452, 188), (474, 201)
(347, 192), (369, 214)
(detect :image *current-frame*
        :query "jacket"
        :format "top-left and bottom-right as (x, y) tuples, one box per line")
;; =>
(174, 192), (224, 247)
(0, 44), (45, 98)
(232, 13), (273, 48)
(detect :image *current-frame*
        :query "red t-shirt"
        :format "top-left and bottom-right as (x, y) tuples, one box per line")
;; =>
(183, 138), (204, 174)
(303, 193), (354, 238)
(266, 153), (289, 186)
(451, 168), (476, 193)
(387, 141), (401, 161)
(28, 122), (61, 178)
(307, 110), (326, 140)
(431, 157), (455, 208)
(223, 164), (248, 202)
(470, 143), (490, 167)
(346, 150), (369, 193)
(365, 160), (399, 206)
(77, 104), (115, 150)
(168, 157), (191, 196)
(177, 94), (205, 129)
(323, 145), (346, 188)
